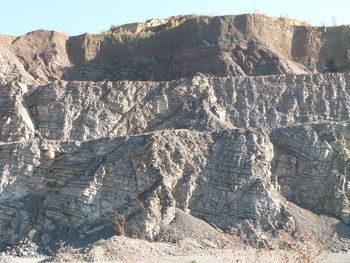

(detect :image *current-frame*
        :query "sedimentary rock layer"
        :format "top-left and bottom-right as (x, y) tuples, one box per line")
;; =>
(1, 14), (350, 85)
(1, 14), (350, 248)
(1, 73), (349, 142)
(0, 74), (350, 246)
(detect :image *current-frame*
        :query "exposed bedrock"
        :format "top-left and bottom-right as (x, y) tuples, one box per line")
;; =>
(0, 72), (350, 245)
(271, 121), (350, 224)
(0, 82), (35, 142)
(2, 14), (350, 84)
(1, 120), (349, 245)
(9, 72), (349, 142)
(1, 13), (350, 248)
(0, 129), (288, 244)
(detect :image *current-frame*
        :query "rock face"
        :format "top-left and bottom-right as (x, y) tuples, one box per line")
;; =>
(2, 14), (350, 84)
(0, 14), (350, 248)
(7, 73), (350, 142)
(0, 128), (281, 244)
(271, 122), (350, 224)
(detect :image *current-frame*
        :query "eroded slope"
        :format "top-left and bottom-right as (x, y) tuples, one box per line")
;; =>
(1, 14), (350, 85)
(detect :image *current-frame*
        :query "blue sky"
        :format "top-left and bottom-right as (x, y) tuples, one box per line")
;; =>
(1, 0), (349, 36)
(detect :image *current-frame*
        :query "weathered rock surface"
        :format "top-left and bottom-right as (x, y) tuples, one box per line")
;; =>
(3, 73), (348, 142)
(1, 73), (350, 246)
(1, 14), (350, 85)
(0, 128), (284, 245)
(271, 121), (350, 223)
(0, 13), (350, 252)
(0, 82), (35, 142)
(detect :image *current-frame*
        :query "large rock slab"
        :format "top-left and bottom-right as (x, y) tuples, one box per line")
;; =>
(0, 129), (286, 245)
(24, 73), (350, 141)
(271, 121), (350, 223)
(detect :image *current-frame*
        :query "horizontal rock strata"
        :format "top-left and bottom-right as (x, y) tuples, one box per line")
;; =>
(1, 14), (350, 248)
(1, 14), (350, 85)
(0, 73), (349, 245)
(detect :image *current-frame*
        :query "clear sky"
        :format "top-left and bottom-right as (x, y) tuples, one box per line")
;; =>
(1, 0), (350, 36)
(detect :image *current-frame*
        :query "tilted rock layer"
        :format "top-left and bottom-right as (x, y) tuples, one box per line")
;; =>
(0, 14), (350, 247)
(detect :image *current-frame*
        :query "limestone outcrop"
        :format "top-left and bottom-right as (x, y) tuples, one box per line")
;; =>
(5, 73), (348, 142)
(1, 74), (350, 246)
(271, 121), (350, 224)
(0, 14), (350, 249)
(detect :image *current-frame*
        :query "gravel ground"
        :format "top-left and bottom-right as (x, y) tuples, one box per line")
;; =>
(1, 250), (350, 263)
(1, 208), (350, 262)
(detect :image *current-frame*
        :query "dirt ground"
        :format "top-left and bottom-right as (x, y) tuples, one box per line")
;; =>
(1, 209), (350, 263)
(2, 250), (350, 263)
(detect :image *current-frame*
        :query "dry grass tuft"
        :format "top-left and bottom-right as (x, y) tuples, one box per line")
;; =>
(277, 229), (325, 263)
(52, 241), (85, 262)
(229, 221), (326, 263)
